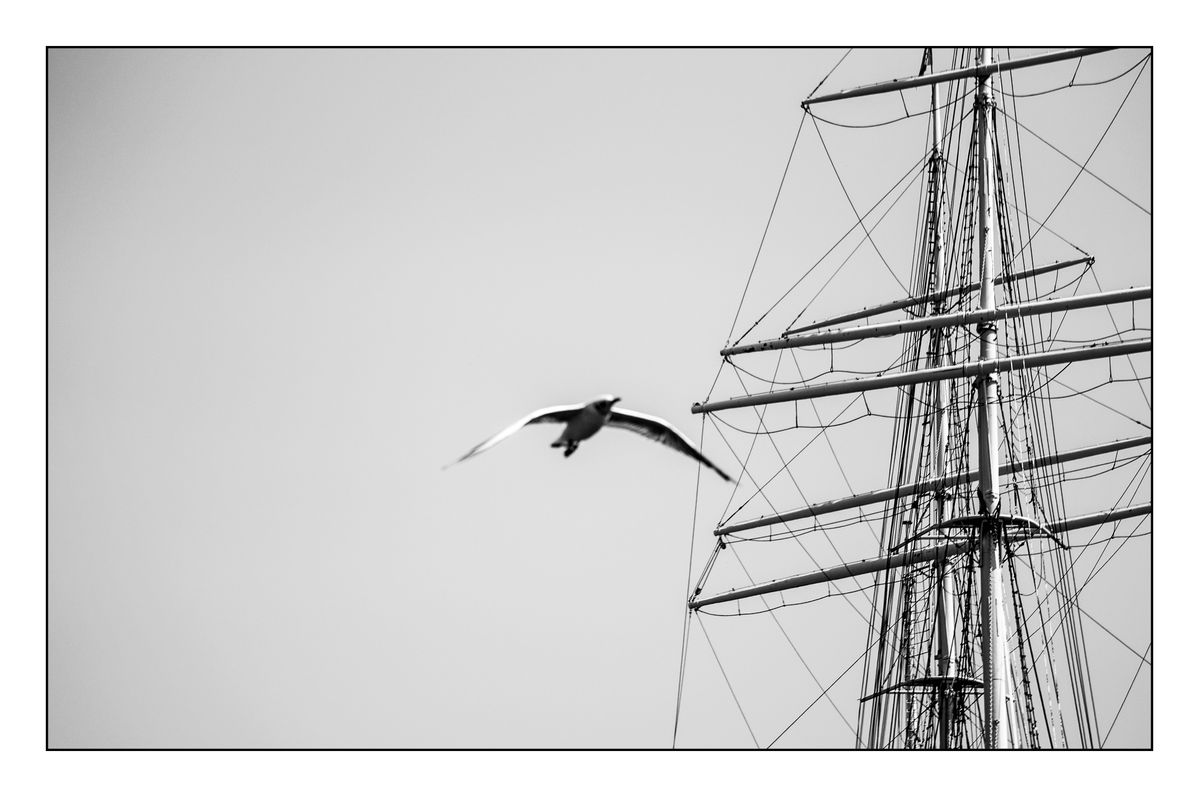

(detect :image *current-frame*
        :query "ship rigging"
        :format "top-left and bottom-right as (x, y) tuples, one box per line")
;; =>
(674, 47), (1151, 749)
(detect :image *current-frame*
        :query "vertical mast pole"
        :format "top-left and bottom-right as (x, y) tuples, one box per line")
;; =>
(974, 46), (1009, 750)
(926, 49), (955, 751)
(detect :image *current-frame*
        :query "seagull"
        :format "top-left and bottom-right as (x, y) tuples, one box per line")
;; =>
(447, 394), (732, 481)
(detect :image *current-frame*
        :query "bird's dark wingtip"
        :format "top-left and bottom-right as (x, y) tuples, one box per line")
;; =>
(707, 462), (733, 482)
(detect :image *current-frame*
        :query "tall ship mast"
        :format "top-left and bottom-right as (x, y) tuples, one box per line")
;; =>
(674, 48), (1151, 749)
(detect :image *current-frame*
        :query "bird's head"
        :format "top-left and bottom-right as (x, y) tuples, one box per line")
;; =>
(592, 394), (621, 413)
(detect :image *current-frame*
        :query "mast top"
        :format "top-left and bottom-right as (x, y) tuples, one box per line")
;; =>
(802, 47), (1115, 106)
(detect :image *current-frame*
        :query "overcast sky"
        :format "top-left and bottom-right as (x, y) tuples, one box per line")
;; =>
(48, 47), (1151, 749)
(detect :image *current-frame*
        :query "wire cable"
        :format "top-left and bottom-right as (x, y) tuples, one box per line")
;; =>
(696, 614), (760, 748)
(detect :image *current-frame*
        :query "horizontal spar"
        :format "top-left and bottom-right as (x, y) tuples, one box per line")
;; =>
(1051, 502), (1151, 534)
(689, 540), (971, 609)
(691, 504), (1151, 609)
(803, 48), (1115, 106)
(714, 435), (1150, 536)
(724, 287), (1150, 355)
(694, 338), (1150, 413)
(785, 257), (1092, 335)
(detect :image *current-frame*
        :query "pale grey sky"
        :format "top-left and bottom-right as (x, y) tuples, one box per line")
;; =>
(48, 47), (1150, 748)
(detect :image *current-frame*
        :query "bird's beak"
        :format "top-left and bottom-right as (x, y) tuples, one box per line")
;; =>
(613, 397), (622, 403)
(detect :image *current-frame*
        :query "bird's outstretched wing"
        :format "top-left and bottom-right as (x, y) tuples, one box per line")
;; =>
(446, 403), (584, 468)
(606, 408), (732, 481)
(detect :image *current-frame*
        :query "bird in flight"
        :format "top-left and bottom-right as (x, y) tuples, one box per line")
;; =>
(447, 395), (732, 481)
